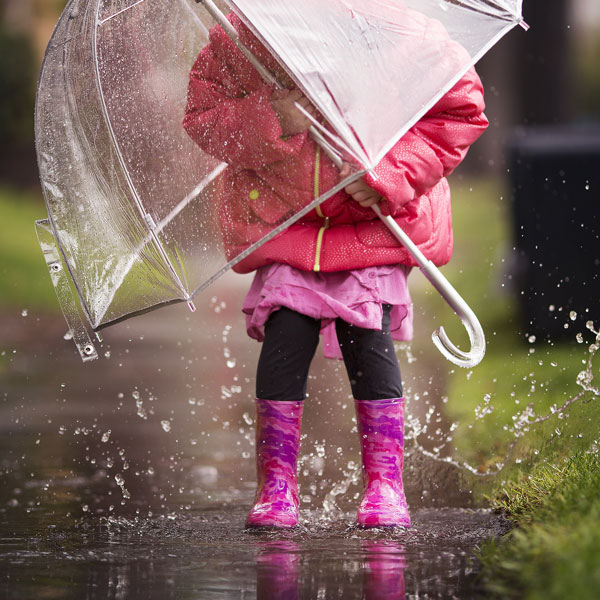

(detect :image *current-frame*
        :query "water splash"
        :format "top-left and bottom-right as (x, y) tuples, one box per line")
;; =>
(114, 473), (131, 501)
(407, 321), (600, 477)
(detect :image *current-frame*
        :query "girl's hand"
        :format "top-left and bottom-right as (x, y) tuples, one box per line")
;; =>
(340, 163), (382, 207)
(270, 89), (318, 137)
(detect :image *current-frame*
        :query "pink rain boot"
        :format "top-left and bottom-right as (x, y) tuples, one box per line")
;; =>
(355, 398), (411, 528)
(246, 399), (303, 528)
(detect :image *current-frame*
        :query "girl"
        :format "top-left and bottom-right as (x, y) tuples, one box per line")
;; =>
(183, 11), (487, 529)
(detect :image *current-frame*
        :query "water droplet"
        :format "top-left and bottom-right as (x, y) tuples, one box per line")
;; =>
(21, 309), (28, 317)
(528, 335), (536, 343)
(101, 430), (111, 443)
(193, 465), (218, 484)
(242, 412), (253, 425)
(576, 333), (584, 344)
(161, 420), (171, 433)
(569, 311), (577, 321)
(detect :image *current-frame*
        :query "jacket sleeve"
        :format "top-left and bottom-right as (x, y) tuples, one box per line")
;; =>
(183, 41), (306, 169)
(363, 67), (489, 216)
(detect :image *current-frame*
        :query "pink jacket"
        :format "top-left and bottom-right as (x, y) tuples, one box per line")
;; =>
(183, 14), (488, 273)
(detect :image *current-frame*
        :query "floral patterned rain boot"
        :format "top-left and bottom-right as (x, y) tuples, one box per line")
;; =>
(355, 398), (411, 528)
(246, 399), (303, 528)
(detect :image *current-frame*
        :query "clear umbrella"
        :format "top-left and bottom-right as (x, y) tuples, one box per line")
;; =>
(35, 0), (526, 363)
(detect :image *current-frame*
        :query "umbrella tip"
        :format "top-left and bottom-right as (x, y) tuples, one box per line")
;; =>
(187, 301), (197, 313)
(519, 19), (530, 32)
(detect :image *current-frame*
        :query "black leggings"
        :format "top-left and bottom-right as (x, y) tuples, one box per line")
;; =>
(256, 306), (403, 401)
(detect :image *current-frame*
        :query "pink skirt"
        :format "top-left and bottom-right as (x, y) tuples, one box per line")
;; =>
(242, 263), (413, 359)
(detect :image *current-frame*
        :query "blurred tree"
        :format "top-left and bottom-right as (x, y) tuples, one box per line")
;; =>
(0, 0), (66, 186)
(0, 27), (36, 145)
(515, 0), (573, 125)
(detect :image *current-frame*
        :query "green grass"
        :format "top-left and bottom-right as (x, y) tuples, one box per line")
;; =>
(419, 176), (600, 483)
(0, 185), (57, 311)
(479, 452), (600, 599)
(427, 176), (600, 599)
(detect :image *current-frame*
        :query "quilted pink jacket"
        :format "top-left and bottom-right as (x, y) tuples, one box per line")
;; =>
(183, 13), (488, 273)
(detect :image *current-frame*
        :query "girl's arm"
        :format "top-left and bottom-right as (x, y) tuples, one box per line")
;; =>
(363, 67), (489, 216)
(183, 41), (308, 169)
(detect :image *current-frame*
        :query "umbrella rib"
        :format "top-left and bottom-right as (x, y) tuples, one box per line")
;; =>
(189, 170), (367, 298)
(180, 0), (211, 37)
(154, 163), (227, 234)
(370, 17), (522, 168)
(92, 164), (227, 326)
(98, 0), (147, 25)
(442, 0), (517, 22)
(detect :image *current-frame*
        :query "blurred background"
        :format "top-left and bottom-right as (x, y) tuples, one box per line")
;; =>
(0, 1), (599, 597)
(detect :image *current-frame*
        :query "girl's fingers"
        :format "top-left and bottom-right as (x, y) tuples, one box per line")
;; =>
(358, 196), (380, 207)
(344, 180), (367, 195)
(352, 191), (373, 203)
(271, 88), (290, 100)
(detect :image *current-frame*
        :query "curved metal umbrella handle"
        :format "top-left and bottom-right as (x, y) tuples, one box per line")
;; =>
(372, 205), (486, 368)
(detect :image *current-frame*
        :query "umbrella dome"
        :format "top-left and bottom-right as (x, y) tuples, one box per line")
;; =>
(35, 0), (525, 361)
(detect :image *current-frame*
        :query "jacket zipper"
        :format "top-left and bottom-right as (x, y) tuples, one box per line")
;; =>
(313, 145), (329, 272)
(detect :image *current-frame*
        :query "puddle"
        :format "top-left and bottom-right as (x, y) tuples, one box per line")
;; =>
(0, 481), (507, 599)
(1, 276), (516, 598)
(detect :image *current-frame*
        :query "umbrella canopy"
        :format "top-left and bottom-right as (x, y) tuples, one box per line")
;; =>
(226, 0), (525, 170)
(35, 0), (525, 361)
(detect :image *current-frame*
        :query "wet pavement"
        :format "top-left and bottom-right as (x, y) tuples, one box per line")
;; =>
(1, 275), (509, 598)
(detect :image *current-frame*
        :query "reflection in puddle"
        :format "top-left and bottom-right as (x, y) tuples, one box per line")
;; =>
(363, 540), (406, 600)
(256, 541), (301, 600)
(0, 485), (504, 599)
(1, 286), (510, 598)
(256, 540), (406, 600)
